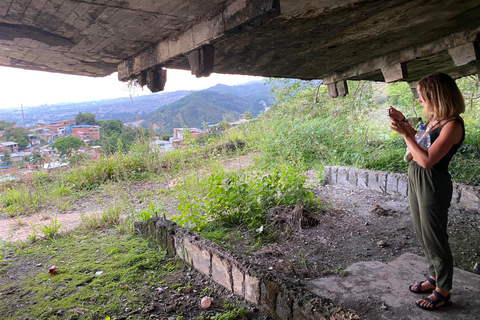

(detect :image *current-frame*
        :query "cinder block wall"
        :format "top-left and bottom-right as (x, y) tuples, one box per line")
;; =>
(134, 218), (358, 320)
(322, 166), (480, 210)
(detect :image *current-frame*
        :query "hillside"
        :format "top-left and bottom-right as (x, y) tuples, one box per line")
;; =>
(0, 90), (193, 126)
(0, 81), (274, 130)
(142, 81), (275, 133)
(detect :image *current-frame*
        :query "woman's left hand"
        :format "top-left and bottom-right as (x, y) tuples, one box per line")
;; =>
(390, 120), (407, 137)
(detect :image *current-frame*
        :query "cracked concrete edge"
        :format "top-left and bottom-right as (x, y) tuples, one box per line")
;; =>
(322, 166), (480, 210)
(134, 217), (363, 320)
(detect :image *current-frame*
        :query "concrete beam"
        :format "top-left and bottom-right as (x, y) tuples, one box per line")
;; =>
(117, 0), (280, 81)
(381, 63), (408, 83)
(324, 26), (480, 84)
(448, 42), (480, 66)
(188, 45), (215, 78)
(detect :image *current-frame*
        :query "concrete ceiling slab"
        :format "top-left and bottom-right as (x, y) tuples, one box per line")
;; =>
(1, 0), (480, 91)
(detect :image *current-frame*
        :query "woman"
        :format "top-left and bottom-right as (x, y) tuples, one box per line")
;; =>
(388, 72), (465, 311)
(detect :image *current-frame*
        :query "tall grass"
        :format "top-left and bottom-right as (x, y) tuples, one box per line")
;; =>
(236, 78), (480, 185)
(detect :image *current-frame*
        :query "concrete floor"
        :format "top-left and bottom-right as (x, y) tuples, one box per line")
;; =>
(306, 253), (480, 320)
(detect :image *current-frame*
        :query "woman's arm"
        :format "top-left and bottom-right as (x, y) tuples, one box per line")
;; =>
(392, 120), (463, 168)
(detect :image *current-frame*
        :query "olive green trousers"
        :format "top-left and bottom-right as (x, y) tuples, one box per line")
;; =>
(408, 161), (453, 291)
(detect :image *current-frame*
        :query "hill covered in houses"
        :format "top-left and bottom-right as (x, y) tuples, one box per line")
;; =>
(0, 80), (274, 130)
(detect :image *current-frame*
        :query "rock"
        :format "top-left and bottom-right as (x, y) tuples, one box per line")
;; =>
(377, 240), (387, 247)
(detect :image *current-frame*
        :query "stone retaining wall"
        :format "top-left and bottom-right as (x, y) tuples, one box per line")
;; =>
(134, 218), (358, 320)
(322, 166), (480, 211)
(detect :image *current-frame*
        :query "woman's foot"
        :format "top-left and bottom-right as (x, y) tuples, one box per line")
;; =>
(415, 288), (452, 311)
(409, 275), (436, 293)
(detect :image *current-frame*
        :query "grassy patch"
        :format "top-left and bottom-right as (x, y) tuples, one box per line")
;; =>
(0, 231), (174, 320)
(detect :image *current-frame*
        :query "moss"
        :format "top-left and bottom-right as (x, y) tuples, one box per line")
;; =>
(0, 231), (176, 320)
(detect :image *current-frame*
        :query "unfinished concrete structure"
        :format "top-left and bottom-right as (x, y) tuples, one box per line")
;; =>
(1, 0), (480, 96)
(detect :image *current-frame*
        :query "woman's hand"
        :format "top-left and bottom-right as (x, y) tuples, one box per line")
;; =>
(390, 120), (408, 137)
(387, 106), (405, 122)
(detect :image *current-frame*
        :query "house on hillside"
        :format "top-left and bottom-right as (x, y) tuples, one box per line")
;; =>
(27, 134), (41, 147)
(65, 125), (100, 143)
(149, 140), (174, 154)
(173, 128), (205, 140)
(0, 142), (19, 153)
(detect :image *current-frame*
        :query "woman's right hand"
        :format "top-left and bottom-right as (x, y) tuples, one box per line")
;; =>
(387, 106), (405, 122)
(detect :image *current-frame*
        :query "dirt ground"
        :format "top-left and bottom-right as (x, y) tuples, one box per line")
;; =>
(1, 163), (479, 319)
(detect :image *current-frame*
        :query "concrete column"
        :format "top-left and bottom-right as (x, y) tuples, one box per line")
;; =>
(146, 68), (167, 93)
(188, 44), (215, 78)
(137, 72), (146, 87)
(327, 80), (348, 98)
(408, 81), (418, 99)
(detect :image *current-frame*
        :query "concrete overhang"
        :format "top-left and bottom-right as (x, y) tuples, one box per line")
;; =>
(1, 0), (480, 95)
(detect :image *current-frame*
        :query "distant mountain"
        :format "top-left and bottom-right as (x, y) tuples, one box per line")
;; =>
(0, 90), (193, 126)
(0, 80), (276, 133)
(142, 81), (275, 134)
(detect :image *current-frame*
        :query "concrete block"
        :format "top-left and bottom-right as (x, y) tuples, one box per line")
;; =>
(347, 167), (358, 187)
(322, 166), (331, 184)
(276, 291), (293, 320)
(336, 80), (348, 97)
(330, 166), (338, 184)
(174, 234), (186, 261)
(260, 279), (278, 317)
(232, 264), (244, 296)
(244, 273), (260, 304)
(211, 253), (232, 292)
(368, 170), (386, 194)
(358, 169), (368, 189)
(386, 173), (398, 194)
(398, 174), (408, 197)
(183, 238), (211, 276)
(451, 183), (461, 204)
(337, 167), (349, 186)
(457, 185), (480, 209)
(448, 42), (479, 66)
(381, 62), (408, 83)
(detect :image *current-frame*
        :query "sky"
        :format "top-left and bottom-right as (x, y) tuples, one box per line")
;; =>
(0, 66), (263, 110)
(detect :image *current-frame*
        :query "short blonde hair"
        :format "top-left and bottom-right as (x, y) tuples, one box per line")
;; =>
(418, 73), (465, 120)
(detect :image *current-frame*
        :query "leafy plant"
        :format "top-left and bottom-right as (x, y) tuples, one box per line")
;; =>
(32, 218), (62, 240)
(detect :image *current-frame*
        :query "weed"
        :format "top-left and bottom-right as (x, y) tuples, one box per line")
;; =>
(136, 200), (163, 221)
(32, 218), (62, 240)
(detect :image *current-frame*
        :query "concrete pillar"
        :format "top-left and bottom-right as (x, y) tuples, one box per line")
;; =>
(137, 72), (146, 87)
(146, 68), (167, 93)
(381, 62), (408, 83)
(188, 44), (215, 78)
(448, 42), (479, 66)
(327, 80), (348, 98)
(408, 81), (418, 99)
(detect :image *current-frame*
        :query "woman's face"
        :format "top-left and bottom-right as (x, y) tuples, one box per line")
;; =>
(417, 85), (429, 112)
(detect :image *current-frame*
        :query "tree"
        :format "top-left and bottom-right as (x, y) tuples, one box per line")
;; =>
(51, 136), (85, 156)
(159, 134), (172, 141)
(75, 112), (96, 125)
(0, 120), (15, 130)
(242, 111), (252, 120)
(2, 149), (11, 165)
(3, 127), (31, 148)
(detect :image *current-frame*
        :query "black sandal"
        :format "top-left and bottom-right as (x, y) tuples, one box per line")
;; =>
(415, 290), (452, 311)
(409, 274), (436, 293)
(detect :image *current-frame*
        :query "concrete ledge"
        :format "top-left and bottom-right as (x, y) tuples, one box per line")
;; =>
(134, 218), (359, 320)
(322, 166), (480, 210)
